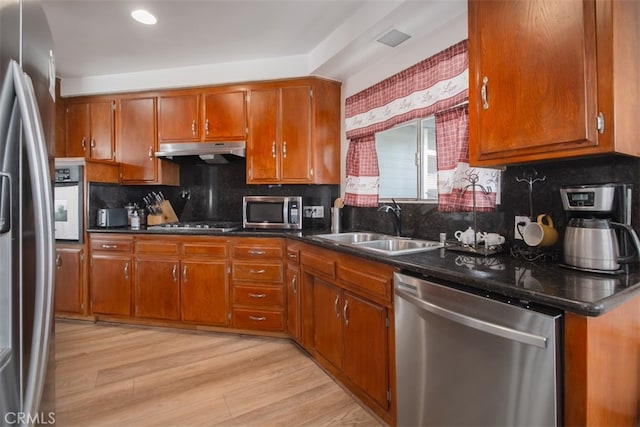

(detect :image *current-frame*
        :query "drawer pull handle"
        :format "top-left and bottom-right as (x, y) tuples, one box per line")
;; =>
(287, 253), (297, 259)
(249, 269), (266, 274)
(249, 293), (267, 299)
(101, 244), (117, 249)
(248, 250), (266, 255)
(249, 315), (267, 322)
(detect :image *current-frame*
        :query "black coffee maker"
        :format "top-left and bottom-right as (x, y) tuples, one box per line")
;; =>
(560, 183), (640, 274)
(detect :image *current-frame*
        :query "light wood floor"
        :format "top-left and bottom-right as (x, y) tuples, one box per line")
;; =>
(54, 320), (383, 426)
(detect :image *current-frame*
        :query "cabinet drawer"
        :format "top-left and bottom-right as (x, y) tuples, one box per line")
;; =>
(90, 237), (133, 252)
(135, 240), (180, 255)
(301, 251), (336, 280)
(233, 284), (284, 308)
(232, 262), (283, 283)
(232, 308), (284, 332)
(338, 257), (394, 303)
(183, 242), (228, 257)
(286, 246), (300, 265)
(233, 242), (284, 259)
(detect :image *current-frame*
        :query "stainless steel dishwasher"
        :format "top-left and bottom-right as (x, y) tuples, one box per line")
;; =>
(394, 272), (562, 426)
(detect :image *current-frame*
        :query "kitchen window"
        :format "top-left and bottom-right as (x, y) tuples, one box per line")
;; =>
(375, 116), (437, 201)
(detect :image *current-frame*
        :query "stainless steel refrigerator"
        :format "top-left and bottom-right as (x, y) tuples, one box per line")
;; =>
(0, 0), (56, 426)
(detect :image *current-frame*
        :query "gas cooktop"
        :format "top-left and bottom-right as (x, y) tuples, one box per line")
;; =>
(147, 221), (242, 232)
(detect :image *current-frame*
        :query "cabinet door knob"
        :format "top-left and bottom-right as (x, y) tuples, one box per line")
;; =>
(481, 76), (489, 110)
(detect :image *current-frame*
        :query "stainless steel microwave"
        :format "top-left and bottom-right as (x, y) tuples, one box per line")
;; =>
(243, 196), (302, 230)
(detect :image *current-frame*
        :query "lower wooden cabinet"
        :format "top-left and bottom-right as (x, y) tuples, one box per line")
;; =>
(181, 259), (229, 326)
(285, 243), (301, 342)
(231, 238), (285, 332)
(90, 235), (134, 316)
(300, 242), (395, 424)
(135, 258), (181, 320)
(54, 244), (85, 314)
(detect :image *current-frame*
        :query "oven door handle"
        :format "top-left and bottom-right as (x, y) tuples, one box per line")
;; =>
(395, 286), (548, 348)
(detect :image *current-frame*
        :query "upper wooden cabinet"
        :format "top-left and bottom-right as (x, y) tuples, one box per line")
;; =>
(468, 0), (640, 166)
(66, 100), (115, 160)
(117, 96), (179, 186)
(158, 90), (247, 143)
(247, 78), (341, 184)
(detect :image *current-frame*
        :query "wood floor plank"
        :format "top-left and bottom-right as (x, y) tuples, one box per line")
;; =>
(54, 320), (383, 426)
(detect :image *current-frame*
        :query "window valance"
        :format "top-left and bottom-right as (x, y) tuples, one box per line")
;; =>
(345, 39), (469, 141)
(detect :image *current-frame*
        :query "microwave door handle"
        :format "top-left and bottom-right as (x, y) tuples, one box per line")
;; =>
(283, 200), (288, 224)
(12, 60), (56, 418)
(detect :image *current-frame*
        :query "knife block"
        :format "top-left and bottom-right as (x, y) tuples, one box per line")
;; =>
(147, 200), (178, 225)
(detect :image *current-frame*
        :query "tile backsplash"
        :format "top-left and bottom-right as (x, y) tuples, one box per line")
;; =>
(344, 154), (640, 241)
(88, 158), (339, 229)
(88, 154), (639, 239)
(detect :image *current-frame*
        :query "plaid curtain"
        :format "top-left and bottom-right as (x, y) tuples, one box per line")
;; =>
(344, 135), (379, 207)
(344, 40), (469, 207)
(435, 106), (500, 212)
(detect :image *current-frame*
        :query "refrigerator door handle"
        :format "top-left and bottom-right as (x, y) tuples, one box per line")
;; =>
(11, 60), (55, 419)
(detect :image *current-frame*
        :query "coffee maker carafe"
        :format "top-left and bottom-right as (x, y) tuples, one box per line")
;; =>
(560, 184), (640, 274)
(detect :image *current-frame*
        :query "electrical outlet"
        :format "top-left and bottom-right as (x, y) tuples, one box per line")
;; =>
(514, 216), (531, 240)
(303, 206), (325, 218)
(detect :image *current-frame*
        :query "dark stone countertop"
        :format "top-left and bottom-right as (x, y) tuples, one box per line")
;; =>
(86, 227), (640, 317)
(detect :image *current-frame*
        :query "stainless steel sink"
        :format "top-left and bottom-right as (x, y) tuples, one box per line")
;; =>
(354, 238), (442, 255)
(314, 232), (390, 244)
(314, 232), (443, 256)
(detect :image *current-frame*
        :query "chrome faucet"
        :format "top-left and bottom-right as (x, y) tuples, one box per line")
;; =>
(378, 198), (402, 236)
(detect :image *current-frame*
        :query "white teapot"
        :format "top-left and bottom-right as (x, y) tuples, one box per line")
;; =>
(454, 227), (485, 245)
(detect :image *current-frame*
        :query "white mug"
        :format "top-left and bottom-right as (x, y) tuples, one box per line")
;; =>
(484, 233), (505, 247)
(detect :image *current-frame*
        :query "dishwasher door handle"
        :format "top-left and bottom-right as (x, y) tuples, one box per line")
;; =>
(395, 286), (548, 349)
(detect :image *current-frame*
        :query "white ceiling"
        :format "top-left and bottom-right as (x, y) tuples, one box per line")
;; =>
(42, 0), (467, 97)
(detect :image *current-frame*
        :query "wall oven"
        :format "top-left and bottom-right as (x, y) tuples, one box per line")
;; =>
(54, 164), (83, 242)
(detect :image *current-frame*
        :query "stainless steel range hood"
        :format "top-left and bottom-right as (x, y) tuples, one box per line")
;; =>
(155, 142), (245, 164)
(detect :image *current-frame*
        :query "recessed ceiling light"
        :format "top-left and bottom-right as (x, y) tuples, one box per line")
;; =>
(131, 9), (157, 25)
(376, 29), (411, 48)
